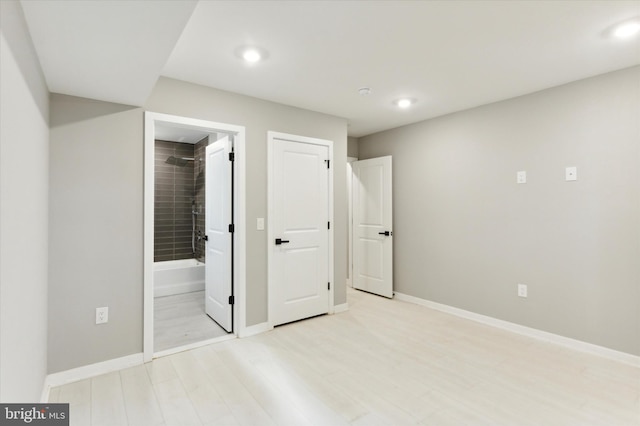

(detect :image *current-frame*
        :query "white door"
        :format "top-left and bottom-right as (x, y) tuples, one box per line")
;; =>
(205, 136), (233, 332)
(269, 134), (331, 326)
(352, 156), (393, 298)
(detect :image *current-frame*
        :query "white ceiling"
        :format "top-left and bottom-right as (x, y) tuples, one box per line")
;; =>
(20, 0), (198, 106)
(20, 1), (640, 137)
(155, 123), (210, 144)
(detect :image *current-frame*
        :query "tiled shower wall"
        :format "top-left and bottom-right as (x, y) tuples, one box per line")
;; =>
(154, 140), (196, 262)
(194, 137), (208, 263)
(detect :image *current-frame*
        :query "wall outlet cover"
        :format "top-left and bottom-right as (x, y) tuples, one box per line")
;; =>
(517, 284), (528, 298)
(96, 307), (109, 324)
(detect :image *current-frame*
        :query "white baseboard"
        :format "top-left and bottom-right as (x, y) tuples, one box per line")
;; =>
(333, 303), (349, 314)
(394, 292), (640, 367)
(155, 281), (204, 298)
(44, 353), (144, 393)
(239, 321), (273, 338)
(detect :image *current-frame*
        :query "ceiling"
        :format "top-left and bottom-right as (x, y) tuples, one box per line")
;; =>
(20, 1), (640, 137)
(155, 123), (210, 144)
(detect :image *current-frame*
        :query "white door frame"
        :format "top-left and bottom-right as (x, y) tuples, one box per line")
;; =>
(347, 157), (357, 288)
(143, 112), (247, 362)
(267, 131), (335, 328)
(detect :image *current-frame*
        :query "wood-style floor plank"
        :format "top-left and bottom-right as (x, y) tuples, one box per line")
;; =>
(50, 287), (640, 426)
(90, 372), (128, 426)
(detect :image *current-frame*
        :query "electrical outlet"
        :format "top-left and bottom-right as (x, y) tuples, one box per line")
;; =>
(96, 307), (108, 324)
(517, 284), (528, 298)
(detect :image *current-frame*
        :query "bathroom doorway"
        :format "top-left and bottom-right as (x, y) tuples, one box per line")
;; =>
(143, 112), (247, 361)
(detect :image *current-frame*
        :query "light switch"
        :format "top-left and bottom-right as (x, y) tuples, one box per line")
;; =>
(565, 167), (577, 181)
(257, 217), (265, 230)
(517, 171), (526, 184)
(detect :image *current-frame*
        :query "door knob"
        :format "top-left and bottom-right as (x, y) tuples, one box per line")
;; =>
(275, 238), (290, 245)
(378, 231), (392, 236)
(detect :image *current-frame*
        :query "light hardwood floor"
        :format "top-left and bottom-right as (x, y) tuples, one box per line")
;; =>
(154, 291), (229, 352)
(50, 288), (640, 425)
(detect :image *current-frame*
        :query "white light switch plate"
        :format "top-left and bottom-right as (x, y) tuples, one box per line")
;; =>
(517, 171), (526, 184)
(565, 167), (577, 181)
(257, 217), (265, 230)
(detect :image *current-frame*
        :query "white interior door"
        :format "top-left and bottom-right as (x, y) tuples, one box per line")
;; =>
(352, 156), (393, 298)
(205, 136), (233, 332)
(269, 134), (331, 326)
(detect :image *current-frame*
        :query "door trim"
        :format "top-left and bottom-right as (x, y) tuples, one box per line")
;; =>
(267, 131), (334, 328)
(143, 112), (247, 362)
(346, 156), (357, 288)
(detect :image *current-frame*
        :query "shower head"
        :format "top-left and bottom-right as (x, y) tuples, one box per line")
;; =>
(165, 156), (194, 166)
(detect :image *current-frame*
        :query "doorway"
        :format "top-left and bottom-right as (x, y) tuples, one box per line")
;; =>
(143, 112), (247, 361)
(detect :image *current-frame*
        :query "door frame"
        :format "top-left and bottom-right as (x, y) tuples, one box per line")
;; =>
(346, 157), (357, 288)
(267, 131), (335, 328)
(143, 112), (247, 362)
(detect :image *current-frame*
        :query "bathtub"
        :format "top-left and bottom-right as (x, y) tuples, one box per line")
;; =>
(154, 258), (205, 297)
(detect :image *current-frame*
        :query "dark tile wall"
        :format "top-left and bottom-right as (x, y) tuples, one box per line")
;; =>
(154, 140), (196, 262)
(194, 137), (208, 262)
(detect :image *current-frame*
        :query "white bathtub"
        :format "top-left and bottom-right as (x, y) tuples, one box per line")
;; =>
(154, 258), (205, 297)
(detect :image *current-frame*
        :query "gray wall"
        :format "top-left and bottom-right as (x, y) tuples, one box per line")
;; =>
(145, 77), (348, 325)
(48, 95), (143, 373)
(47, 78), (347, 372)
(358, 66), (640, 356)
(0, 0), (50, 401)
(347, 136), (359, 158)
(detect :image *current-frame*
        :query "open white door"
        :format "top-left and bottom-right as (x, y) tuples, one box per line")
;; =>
(205, 136), (233, 332)
(352, 156), (393, 298)
(269, 133), (331, 326)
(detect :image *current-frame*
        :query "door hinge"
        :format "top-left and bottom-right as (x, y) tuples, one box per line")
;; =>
(229, 152), (235, 161)
(328, 221), (330, 230)
(228, 224), (235, 233)
(228, 295), (235, 305)
(203, 235), (208, 241)
(324, 159), (330, 169)
(328, 282), (331, 290)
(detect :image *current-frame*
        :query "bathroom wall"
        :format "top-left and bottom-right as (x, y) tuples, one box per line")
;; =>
(194, 136), (208, 263)
(154, 140), (196, 262)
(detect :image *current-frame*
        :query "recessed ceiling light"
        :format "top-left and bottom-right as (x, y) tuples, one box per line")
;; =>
(613, 20), (640, 39)
(396, 98), (414, 108)
(242, 49), (261, 63)
(235, 46), (268, 64)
